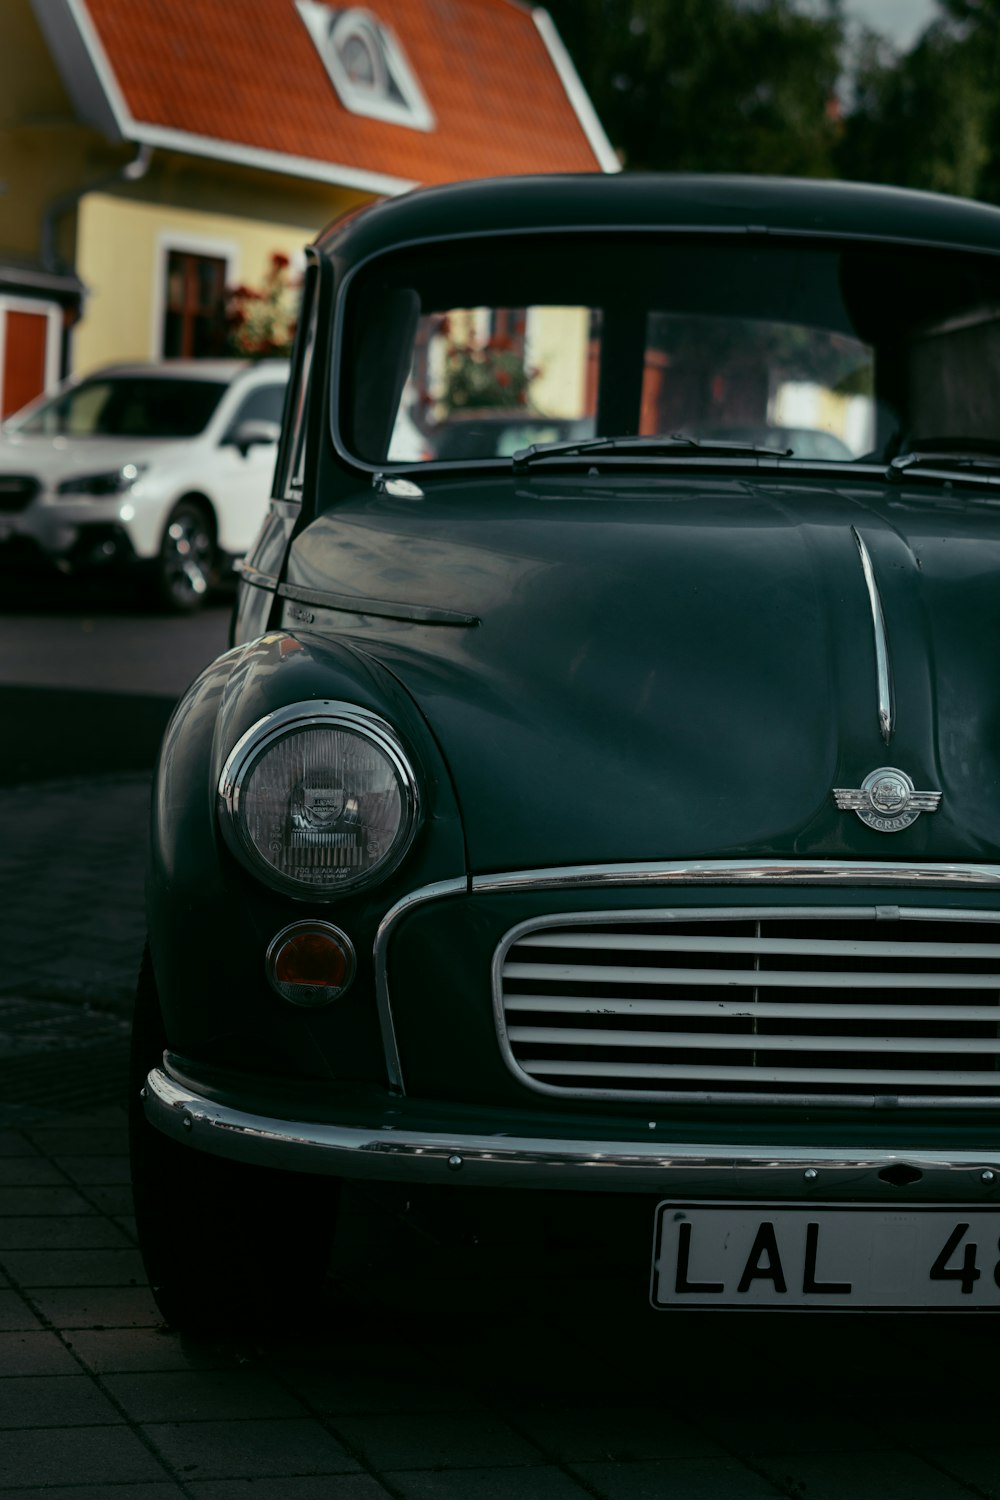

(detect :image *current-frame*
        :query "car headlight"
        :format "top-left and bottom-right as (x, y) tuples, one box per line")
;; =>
(56, 463), (146, 496)
(218, 701), (420, 898)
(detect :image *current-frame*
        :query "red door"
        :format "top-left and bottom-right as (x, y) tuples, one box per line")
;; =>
(2, 306), (55, 418)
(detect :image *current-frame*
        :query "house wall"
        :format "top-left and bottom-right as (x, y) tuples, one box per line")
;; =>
(72, 185), (360, 372)
(0, 0), (127, 266)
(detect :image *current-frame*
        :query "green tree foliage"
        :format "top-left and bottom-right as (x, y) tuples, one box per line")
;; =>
(544, 0), (845, 176)
(837, 19), (991, 198)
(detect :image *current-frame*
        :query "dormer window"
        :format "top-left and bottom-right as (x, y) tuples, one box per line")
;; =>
(296, 3), (435, 132)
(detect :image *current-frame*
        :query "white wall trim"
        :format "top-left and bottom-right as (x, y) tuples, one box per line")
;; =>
(128, 122), (417, 196)
(150, 230), (239, 360)
(531, 8), (621, 174)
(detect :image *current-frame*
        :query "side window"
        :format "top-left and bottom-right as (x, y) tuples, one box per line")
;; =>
(162, 250), (228, 357)
(276, 265), (319, 502)
(229, 384), (288, 428)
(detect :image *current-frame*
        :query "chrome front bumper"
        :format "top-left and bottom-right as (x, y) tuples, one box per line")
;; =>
(143, 1068), (1000, 1201)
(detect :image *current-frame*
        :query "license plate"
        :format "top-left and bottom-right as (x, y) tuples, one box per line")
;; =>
(651, 1202), (1000, 1309)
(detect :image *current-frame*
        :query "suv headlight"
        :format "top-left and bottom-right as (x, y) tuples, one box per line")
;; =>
(56, 463), (146, 496)
(218, 701), (420, 898)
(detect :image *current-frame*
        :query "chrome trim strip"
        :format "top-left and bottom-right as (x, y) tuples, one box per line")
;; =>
(374, 876), (468, 1094)
(144, 1069), (1000, 1188)
(473, 861), (1000, 892)
(277, 581), (479, 627)
(852, 526), (894, 745)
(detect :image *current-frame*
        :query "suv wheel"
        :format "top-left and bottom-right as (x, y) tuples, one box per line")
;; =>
(155, 501), (216, 612)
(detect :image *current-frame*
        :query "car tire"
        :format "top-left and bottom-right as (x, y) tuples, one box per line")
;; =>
(154, 500), (216, 613)
(129, 946), (341, 1331)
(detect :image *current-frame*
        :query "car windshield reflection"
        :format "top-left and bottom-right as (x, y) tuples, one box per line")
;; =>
(9, 376), (228, 439)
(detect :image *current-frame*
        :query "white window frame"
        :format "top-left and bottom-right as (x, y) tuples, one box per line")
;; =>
(0, 296), (62, 417)
(151, 230), (239, 359)
(296, 2), (435, 132)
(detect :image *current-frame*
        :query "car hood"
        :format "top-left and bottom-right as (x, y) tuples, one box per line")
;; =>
(0, 433), (186, 479)
(285, 472), (1000, 872)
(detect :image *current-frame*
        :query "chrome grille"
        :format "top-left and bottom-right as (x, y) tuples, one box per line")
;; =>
(494, 908), (1000, 1106)
(0, 475), (40, 512)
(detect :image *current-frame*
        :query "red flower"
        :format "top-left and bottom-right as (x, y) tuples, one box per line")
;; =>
(270, 252), (291, 271)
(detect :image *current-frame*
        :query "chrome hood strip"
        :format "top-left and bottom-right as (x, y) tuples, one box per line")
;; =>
(852, 526), (895, 745)
(471, 861), (1000, 893)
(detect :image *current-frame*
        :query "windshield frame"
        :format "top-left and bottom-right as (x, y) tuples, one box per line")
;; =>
(331, 222), (1000, 481)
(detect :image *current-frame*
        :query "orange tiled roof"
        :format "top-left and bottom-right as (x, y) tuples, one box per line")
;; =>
(81, 0), (611, 185)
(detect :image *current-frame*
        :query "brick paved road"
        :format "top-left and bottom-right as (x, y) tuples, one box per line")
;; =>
(3, 1090), (1000, 1499)
(1, 778), (999, 1500)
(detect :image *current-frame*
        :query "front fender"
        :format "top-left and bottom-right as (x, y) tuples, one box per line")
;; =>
(146, 631), (467, 1083)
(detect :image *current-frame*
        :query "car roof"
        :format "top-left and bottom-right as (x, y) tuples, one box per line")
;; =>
(76, 359), (289, 383)
(316, 172), (1000, 265)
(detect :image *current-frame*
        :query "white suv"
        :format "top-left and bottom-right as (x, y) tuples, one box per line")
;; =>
(0, 359), (290, 610)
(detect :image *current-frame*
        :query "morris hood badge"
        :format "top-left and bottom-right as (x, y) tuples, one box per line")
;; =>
(833, 768), (941, 833)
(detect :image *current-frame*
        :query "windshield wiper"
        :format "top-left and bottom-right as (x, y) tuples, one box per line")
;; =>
(511, 433), (792, 470)
(888, 448), (1000, 482)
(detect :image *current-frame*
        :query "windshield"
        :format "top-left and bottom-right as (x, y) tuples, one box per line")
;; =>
(10, 376), (228, 439)
(339, 234), (1000, 468)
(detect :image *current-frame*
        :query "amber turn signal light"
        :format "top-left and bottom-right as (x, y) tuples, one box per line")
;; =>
(265, 921), (357, 1007)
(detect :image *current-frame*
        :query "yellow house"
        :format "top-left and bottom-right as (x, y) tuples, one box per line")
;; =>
(0, 0), (616, 417)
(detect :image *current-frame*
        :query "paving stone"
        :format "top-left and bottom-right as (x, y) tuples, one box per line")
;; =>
(0, 1329), (80, 1375)
(508, 1405), (723, 1463)
(926, 1448), (1000, 1495)
(0, 1372), (123, 1428)
(0, 1214), (132, 1248)
(755, 1450), (976, 1499)
(80, 1183), (135, 1216)
(388, 1467), (594, 1499)
(570, 1458), (786, 1498)
(1, 1247), (146, 1286)
(103, 1368), (306, 1423)
(0, 1424), (169, 1487)
(29, 1284), (162, 1329)
(0, 1289), (42, 1330)
(274, 1355), (483, 1416)
(0, 1157), (60, 1185)
(700, 1410), (887, 1457)
(0, 1185), (98, 1215)
(53, 1153), (133, 1184)
(0, 1487), (185, 1500)
(188, 1480), (392, 1499)
(335, 1413), (546, 1471)
(25, 1126), (129, 1155)
(0, 1131), (41, 1157)
(142, 1417), (361, 1479)
(69, 1326), (243, 1374)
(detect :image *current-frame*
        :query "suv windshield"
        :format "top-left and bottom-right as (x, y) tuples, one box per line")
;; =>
(10, 376), (227, 439)
(339, 234), (1000, 469)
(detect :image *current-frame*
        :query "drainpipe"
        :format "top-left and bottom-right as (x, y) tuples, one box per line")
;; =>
(41, 141), (153, 274)
(41, 141), (152, 376)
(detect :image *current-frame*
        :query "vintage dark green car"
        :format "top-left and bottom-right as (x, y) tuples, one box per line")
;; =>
(132, 172), (1000, 1327)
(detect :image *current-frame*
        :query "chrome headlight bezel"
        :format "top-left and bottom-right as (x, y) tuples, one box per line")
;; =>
(217, 700), (421, 899)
